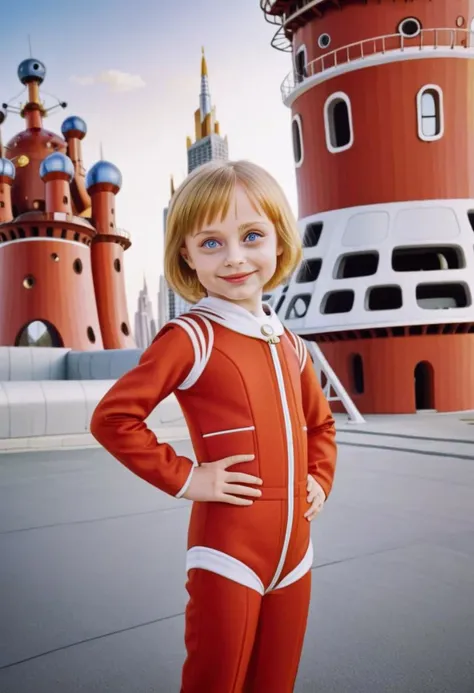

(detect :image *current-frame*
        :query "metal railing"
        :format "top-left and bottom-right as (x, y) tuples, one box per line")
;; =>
(281, 28), (474, 100)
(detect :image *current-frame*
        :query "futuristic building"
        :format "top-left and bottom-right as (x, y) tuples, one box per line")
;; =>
(0, 58), (134, 350)
(165, 48), (229, 321)
(133, 276), (157, 349)
(260, 2), (474, 414)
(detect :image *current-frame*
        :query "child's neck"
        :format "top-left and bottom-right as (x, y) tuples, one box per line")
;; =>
(205, 292), (266, 318)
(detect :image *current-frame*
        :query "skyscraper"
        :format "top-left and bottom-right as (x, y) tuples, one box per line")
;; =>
(164, 48), (229, 321)
(133, 276), (157, 349)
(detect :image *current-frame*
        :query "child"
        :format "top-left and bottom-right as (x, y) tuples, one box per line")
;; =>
(90, 159), (337, 692)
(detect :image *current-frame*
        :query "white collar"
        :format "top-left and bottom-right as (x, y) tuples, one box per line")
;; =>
(189, 295), (285, 342)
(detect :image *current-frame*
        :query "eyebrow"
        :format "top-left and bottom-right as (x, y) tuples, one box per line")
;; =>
(193, 221), (269, 238)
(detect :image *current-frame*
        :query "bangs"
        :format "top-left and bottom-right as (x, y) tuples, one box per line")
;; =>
(177, 165), (237, 237)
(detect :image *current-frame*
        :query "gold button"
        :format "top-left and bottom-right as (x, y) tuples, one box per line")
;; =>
(261, 324), (274, 336)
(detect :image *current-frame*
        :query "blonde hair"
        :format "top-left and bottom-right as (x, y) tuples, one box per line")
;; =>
(164, 159), (303, 304)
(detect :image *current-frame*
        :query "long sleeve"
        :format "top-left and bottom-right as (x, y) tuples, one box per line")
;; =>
(300, 344), (337, 499)
(90, 324), (196, 498)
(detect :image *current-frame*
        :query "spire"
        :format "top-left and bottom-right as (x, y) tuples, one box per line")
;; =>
(201, 46), (208, 77)
(143, 273), (148, 293)
(199, 47), (212, 123)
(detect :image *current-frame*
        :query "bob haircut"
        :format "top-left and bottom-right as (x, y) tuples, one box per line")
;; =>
(164, 159), (303, 304)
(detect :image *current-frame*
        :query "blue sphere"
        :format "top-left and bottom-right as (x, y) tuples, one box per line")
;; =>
(61, 116), (87, 138)
(0, 158), (15, 180)
(18, 58), (46, 85)
(85, 161), (122, 192)
(39, 152), (75, 181)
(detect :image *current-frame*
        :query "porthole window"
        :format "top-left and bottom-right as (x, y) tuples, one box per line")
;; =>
(291, 114), (304, 167)
(285, 294), (312, 320)
(324, 92), (354, 153)
(121, 322), (130, 336)
(87, 327), (96, 343)
(417, 85), (444, 141)
(114, 258), (121, 272)
(318, 33), (331, 49)
(51, 253), (59, 262)
(303, 222), (323, 247)
(23, 275), (35, 289)
(73, 258), (83, 274)
(398, 17), (422, 37)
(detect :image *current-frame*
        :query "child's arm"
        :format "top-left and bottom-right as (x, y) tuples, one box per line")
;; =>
(90, 324), (196, 498)
(299, 342), (337, 500)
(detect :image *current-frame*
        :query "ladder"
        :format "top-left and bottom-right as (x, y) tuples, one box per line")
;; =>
(304, 339), (366, 425)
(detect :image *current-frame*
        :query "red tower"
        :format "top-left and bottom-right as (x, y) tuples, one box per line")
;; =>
(260, 2), (474, 414)
(0, 58), (134, 350)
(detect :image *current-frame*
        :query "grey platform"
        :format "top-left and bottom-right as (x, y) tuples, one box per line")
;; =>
(1, 420), (473, 692)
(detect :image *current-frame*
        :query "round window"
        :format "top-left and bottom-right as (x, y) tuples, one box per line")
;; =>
(318, 33), (331, 49)
(73, 258), (83, 274)
(398, 17), (422, 37)
(121, 322), (129, 336)
(87, 327), (96, 343)
(23, 275), (35, 289)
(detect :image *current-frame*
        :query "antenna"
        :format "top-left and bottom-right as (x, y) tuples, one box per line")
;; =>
(28, 35), (32, 57)
(100, 141), (104, 160)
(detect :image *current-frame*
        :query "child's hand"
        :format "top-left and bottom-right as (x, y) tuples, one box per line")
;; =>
(182, 455), (263, 505)
(304, 475), (326, 521)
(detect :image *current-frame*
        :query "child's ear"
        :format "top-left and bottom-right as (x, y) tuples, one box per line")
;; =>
(180, 247), (195, 270)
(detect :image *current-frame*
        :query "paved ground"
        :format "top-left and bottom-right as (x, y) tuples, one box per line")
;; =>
(1, 421), (473, 692)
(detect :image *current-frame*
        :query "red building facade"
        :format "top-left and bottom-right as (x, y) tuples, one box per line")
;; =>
(261, 1), (474, 413)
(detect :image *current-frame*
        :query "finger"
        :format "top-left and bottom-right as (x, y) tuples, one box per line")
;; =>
(220, 454), (255, 468)
(225, 472), (263, 485)
(223, 483), (262, 498)
(306, 477), (311, 492)
(220, 494), (254, 506)
(307, 489), (317, 503)
(304, 501), (322, 519)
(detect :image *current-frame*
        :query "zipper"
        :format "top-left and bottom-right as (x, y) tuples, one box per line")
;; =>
(266, 339), (295, 592)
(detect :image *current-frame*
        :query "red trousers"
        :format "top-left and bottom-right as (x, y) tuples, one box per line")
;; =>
(180, 568), (311, 692)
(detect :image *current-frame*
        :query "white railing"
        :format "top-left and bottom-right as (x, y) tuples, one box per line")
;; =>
(113, 227), (131, 241)
(281, 28), (474, 100)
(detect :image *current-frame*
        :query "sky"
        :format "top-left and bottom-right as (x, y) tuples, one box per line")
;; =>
(0, 0), (297, 324)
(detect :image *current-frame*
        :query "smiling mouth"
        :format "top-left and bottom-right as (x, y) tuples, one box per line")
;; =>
(219, 271), (257, 283)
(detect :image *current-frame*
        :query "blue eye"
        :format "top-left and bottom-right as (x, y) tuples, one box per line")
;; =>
(202, 239), (220, 249)
(245, 232), (262, 242)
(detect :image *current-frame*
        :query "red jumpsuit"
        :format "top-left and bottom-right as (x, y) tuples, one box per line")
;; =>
(90, 295), (337, 693)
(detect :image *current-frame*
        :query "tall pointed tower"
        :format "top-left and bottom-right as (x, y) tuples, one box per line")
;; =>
(260, 3), (474, 414)
(186, 48), (228, 173)
(164, 49), (229, 320)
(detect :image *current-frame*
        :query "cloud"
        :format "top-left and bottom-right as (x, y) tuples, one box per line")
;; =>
(70, 69), (146, 92)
